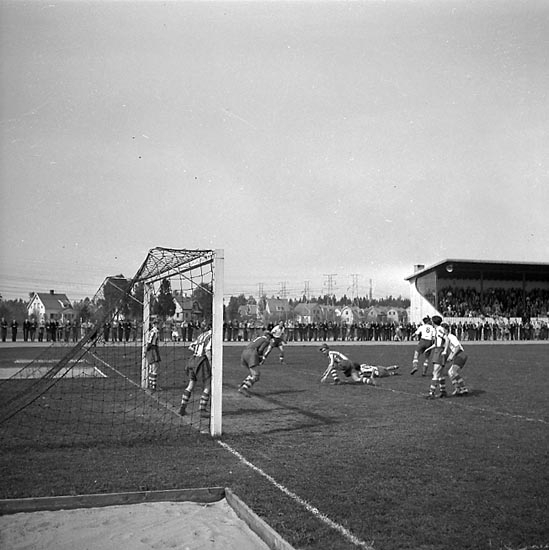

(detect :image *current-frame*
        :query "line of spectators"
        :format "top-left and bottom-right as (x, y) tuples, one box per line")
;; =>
(3, 316), (548, 343)
(222, 319), (549, 342)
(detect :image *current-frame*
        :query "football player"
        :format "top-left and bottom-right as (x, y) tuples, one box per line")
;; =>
(441, 323), (469, 396)
(319, 343), (375, 385)
(238, 331), (274, 397)
(424, 315), (448, 399)
(179, 323), (212, 417)
(411, 316), (435, 376)
(262, 321), (287, 364)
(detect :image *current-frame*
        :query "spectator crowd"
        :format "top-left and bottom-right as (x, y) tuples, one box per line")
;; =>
(437, 287), (549, 319)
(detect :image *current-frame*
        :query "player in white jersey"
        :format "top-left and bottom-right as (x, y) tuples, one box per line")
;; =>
(441, 323), (469, 396)
(359, 364), (400, 378)
(411, 316), (435, 376)
(179, 323), (212, 417)
(424, 315), (449, 399)
(262, 321), (287, 364)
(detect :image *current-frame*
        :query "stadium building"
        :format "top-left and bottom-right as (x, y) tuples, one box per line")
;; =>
(405, 260), (549, 325)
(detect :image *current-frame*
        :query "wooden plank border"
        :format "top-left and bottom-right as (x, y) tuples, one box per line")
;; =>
(0, 486), (296, 550)
(0, 487), (225, 515)
(225, 488), (296, 550)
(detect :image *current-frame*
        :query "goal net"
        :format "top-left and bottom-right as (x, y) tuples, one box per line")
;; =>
(0, 247), (224, 448)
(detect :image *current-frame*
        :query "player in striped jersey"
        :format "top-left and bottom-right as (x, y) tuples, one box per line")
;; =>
(238, 331), (274, 397)
(145, 318), (161, 391)
(424, 315), (448, 399)
(359, 363), (400, 378)
(442, 323), (469, 396)
(179, 323), (212, 417)
(411, 316), (435, 376)
(319, 343), (376, 385)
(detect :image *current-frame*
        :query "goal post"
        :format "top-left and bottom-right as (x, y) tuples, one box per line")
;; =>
(141, 282), (152, 389)
(210, 249), (224, 436)
(136, 247), (225, 437)
(0, 246), (225, 447)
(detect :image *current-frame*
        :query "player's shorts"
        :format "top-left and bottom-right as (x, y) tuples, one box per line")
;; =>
(451, 351), (468, 368)
(416, 339), (434, 356)
(430, 347), (445, 365)
(186, 355), (211, 383)
(271, 337), (284, 348)
(146, 345), (161, 363)
(241, 349), (261, 369)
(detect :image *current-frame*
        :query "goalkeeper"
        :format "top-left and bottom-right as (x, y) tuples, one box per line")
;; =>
(238, 331), (274, 397)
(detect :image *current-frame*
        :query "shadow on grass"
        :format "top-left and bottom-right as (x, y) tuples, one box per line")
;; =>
(452, 389), (486, 397)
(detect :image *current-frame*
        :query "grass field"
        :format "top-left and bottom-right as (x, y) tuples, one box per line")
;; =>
(1, 342), (548, 550)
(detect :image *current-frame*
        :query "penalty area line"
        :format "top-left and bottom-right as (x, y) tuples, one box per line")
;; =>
(217, 440), (375, 550)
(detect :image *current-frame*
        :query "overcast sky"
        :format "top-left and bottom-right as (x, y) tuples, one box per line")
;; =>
(1, 0), (548, 303)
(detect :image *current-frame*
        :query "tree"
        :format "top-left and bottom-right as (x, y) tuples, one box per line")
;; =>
(153, 278), (175, 320)
(226, 294), (247, 321)
(193, 283), (213, 323)
(102, 275), (131, 317)
(74, 298), (92, 322)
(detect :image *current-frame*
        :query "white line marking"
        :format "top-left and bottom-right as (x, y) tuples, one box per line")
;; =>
(217, 440), (376, 550)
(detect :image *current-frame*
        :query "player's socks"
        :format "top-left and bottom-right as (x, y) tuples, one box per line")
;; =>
(411, 357), (418, 374)
(179, 389), (191, 415)
(239, 375), (255, 395)
(439, 378), (447, 396)
(199, 391), (210, 412)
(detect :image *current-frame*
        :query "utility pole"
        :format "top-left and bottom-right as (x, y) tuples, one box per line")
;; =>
(279, 282), (288, 299)
(323, 274), (337, 304)
(350, 274), (360, 304)
(303, 280), (310, 301)
(258, 283), (264, 300)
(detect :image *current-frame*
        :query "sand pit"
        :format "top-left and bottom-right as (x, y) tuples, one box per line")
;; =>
(0, 498), (274, 550)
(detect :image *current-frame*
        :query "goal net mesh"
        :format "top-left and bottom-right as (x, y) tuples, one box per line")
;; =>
(0, 248), (222, 449)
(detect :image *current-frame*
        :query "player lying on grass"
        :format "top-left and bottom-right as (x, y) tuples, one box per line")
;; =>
(319, 343), (399, 385)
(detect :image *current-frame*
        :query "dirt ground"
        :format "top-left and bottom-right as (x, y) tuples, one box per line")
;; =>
(0, 499), (273, 550)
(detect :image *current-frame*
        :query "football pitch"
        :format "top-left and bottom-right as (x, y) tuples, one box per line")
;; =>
(1, 342), (548, 550)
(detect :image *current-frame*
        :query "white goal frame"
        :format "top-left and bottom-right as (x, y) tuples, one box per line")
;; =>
(137, 248), (224, 437)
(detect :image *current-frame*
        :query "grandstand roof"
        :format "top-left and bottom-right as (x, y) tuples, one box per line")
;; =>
(405, 259), (549, 283)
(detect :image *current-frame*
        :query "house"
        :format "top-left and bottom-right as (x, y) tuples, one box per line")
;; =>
(264, 298), (291, 322)
(172, 293), (203, 323)
(365, 305), (389, 323)
(386, 307), (408, 325)
(238, 303), (260, 320)
(339, 306), (366, 325)
(294, 303), (323, 324)
(27, 290), (74, 322)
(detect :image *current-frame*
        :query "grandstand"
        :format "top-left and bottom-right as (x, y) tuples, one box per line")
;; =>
(405, 259), (549, 324)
